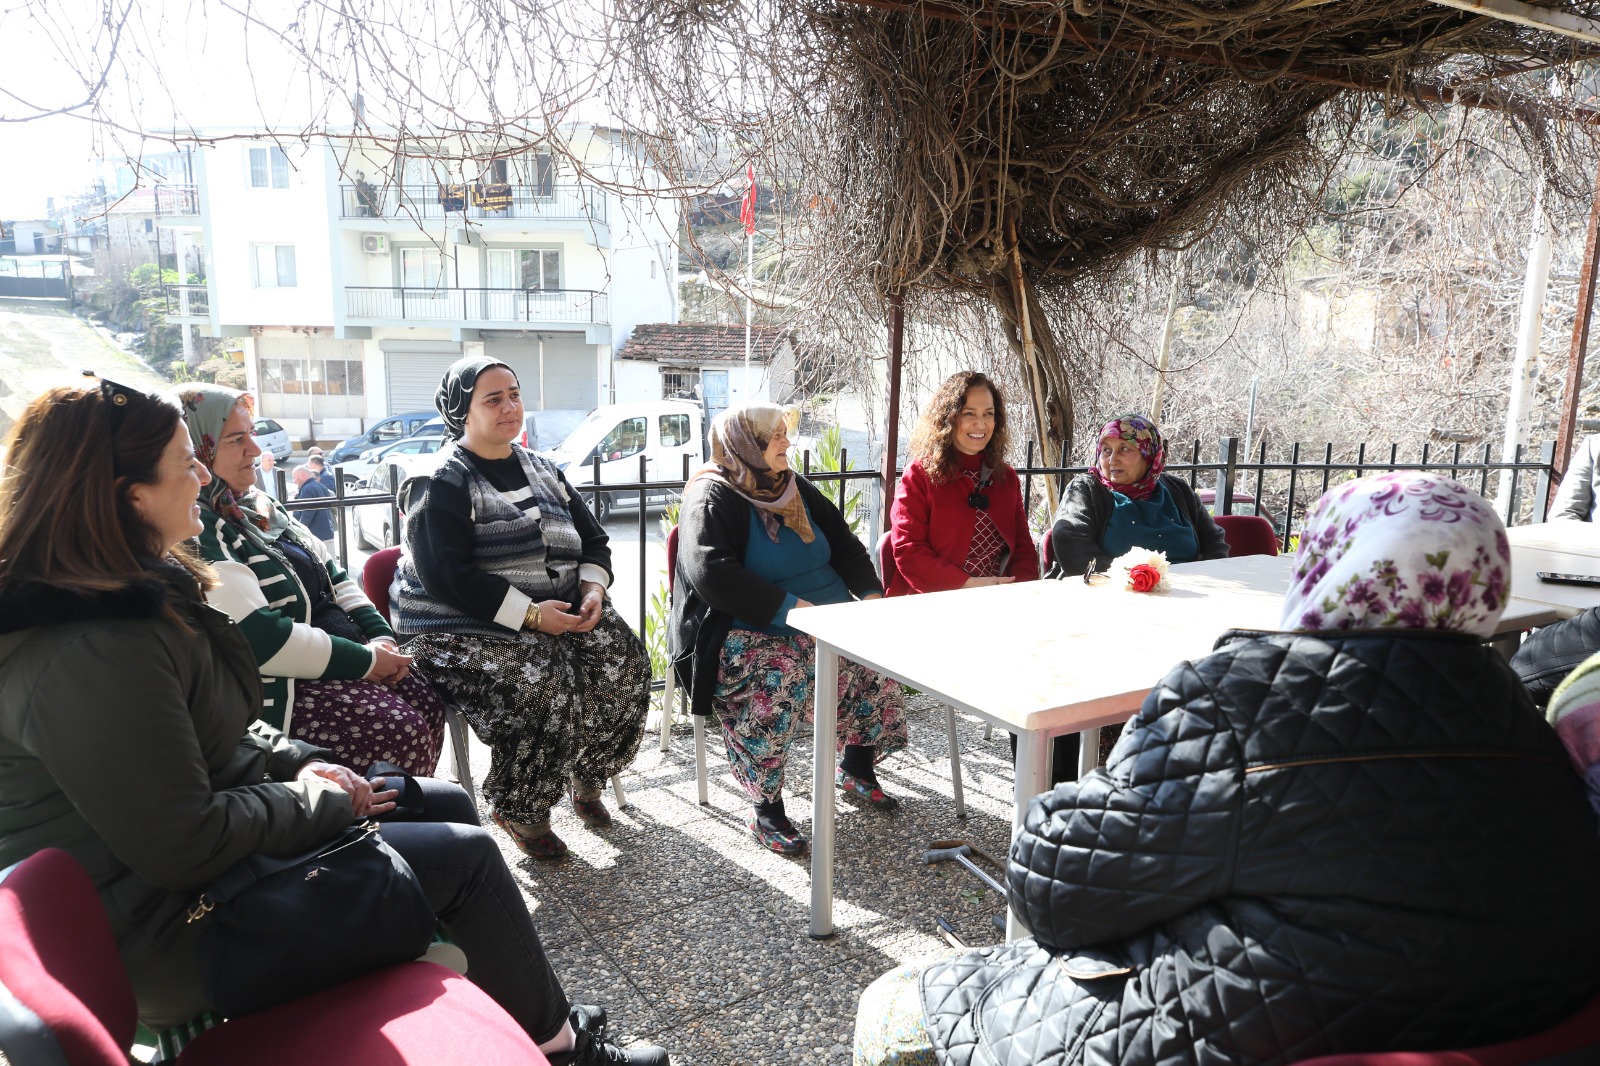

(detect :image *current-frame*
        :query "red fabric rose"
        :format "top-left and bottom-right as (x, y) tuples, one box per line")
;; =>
(1126, 563), (1161, 592)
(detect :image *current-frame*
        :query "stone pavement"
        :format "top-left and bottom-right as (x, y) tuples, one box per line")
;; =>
(473, 694), (1021, 1065)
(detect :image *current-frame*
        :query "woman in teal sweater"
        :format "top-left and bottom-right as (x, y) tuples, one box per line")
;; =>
(671, 403), (909, 854)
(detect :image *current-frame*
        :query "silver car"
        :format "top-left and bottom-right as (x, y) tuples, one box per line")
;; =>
(251, 417), (292, 461)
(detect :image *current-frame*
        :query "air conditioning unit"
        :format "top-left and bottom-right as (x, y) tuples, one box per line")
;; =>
(362, 234), (389, 255)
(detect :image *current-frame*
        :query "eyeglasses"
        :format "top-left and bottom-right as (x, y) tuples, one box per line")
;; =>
(83, 370), (147, 436)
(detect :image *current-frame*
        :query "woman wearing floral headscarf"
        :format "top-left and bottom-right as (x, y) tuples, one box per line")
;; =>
(670, 402), (909, 854)
(179, 383), (447, 776)
(854, 471), (1600, 1066)
(1046, 412), (1228, 578)
(394, 357), (649, 861)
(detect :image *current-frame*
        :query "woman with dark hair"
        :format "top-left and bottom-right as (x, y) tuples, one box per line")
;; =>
(888, 370), (1039, 594)
(1048, 412), (1228, 578)
(395, 357), (650, 862)
(179, 383), (447, 776)
(855, 472), (1600, 1066)
(0, 382), (667, 1065)
(670, 402), (908, 854)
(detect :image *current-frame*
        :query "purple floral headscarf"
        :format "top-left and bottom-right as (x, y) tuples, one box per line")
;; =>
(1090, 413), (1165, 501)
(1280, 472), (1511, 639)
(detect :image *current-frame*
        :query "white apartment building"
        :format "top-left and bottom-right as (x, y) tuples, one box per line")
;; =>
(171, 125), (679, 439)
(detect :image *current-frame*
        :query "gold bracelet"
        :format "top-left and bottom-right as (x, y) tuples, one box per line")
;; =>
(524, 602), (542, 632)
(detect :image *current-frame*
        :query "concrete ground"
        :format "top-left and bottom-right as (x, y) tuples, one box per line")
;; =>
(0, 306), (168, 438)
(459, 693), (1019, 1065)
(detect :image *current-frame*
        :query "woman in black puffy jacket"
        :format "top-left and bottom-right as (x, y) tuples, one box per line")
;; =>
(854, 472), (1600, 1066)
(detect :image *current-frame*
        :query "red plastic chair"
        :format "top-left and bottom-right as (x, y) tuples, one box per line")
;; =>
(1039, 530), (1055, 574)
(1289, 991), (1600, 1064)
(1213, 513), (1281, 557)
(0, 848), (549, 1066)
(877, 530), (898, 589)
(362, 547), (476, 812)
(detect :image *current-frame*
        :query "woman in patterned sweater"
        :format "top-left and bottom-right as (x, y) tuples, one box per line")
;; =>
(395, 357), (650, 861)
(181, 384), (447, 776)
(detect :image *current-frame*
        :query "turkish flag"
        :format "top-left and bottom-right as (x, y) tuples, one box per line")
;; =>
(740, 163), (757, 236)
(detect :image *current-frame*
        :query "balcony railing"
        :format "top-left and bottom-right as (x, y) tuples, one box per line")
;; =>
(344, 286), (608, 324)
(153, 185), (200, 216)
(339, 183), (606, 223)
(162, 284), (209, 316)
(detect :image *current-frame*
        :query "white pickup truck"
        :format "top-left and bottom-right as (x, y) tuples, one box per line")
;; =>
(540, 400), (707, 521)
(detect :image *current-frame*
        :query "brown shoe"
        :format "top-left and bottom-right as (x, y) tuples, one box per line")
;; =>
(570, 786), (613, 828)
(491, 809), (568, 860)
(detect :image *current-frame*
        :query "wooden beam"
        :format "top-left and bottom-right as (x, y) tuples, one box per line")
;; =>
(1425, 0), (1600, 47)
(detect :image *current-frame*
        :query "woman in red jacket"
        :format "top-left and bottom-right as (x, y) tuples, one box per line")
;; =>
(888, 371), (1040, 595)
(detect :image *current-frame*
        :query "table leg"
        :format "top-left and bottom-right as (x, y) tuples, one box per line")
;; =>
(1078, 726), (1102, 777)
(810, 639), (840, 939)
(1006, 729), (1050, 941)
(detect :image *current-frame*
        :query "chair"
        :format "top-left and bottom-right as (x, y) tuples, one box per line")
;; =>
(1213, 513), (1280, 557)
(658, 525), (686, 754)
(360, 548), (627, 813)
(0, 848), (550, 1066)
(1288, 991), (1600, 1065)
(1039, 529), (1055, 574)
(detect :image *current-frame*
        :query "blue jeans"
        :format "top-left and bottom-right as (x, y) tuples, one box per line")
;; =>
(381, 778), (569, 1043)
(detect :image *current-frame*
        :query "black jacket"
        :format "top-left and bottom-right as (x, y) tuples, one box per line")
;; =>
(1511, 606), (1600, 708)
(920, 629), (1600, 1066)
(1047, 472), (1229, 578)
(669, 476), (882, 716)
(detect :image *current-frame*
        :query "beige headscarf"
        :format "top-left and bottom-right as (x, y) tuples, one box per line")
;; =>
(690, 403), (814, 544)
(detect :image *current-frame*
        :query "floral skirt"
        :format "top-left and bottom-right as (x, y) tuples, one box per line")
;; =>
(853, 958), (950, 1066)
(405, 603), (650, 826)
(288, 669), (448, 776)
(711, 628), (909, 803)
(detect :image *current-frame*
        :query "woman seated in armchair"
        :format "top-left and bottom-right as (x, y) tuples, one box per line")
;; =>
(180, 383), (447, 776)
(0, 381), (667, 1065)
(1048, 412), (1228, 578)
(670, 402), (908, 854)
(855, 471), (1600, 1065)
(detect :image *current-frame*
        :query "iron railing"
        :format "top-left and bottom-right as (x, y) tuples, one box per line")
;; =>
(153, 185), (200, 216)
(339, 183), (606, 222)
(343, 286), (608, 325)
(162, 284), (209, 316)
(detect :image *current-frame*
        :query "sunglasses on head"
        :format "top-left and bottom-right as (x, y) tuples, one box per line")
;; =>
(83, 370), (149, 435)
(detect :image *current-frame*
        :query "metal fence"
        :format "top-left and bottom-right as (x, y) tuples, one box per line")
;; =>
(278, 437), (1562, 687)
(338, 183), (606, 222)
(162, 284), (209, 316)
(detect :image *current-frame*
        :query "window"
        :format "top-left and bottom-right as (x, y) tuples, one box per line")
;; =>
(659, 413), (691, 448)
(251, 244), (297, 288)
(374, 418), (406, 442)
(248, 147), (291, 189)
(486, 247), (561, 290)
(598, 417), (647, 462)
(399, 247), (447, 288)
(259, 358), (363, 396)
(253, 419), (283, 434)
(661, 367), (700, 401)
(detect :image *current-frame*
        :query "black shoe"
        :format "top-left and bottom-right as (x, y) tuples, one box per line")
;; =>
(546, 1026), (669, 1066)
(570, 1003), (608, 1042)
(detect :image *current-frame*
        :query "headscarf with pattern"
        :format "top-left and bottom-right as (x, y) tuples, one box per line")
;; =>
(689, 403), (814, 544)
(435, 355), (513, 440)
(1280, 471), (1511, 638)
(1090, 413), (1165, 501)
(175, 383), (298, 550)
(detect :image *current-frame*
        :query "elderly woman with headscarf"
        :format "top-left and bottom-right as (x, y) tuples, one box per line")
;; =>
(178, 384), (447, 776)
(854, 471), (1600, 1066)
(669, 402), (909, 855)
(393, 357), (649, 861)
(1047, 412), (1228, 578)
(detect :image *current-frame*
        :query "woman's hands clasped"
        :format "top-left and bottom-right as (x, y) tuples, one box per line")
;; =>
(297, 760), (399, 817)
(363, 642), (414, 688)
(533, 581), (606, 636)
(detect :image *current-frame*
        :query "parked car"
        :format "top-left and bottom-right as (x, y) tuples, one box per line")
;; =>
(335, 433), (446, 489)
(1197, 487), (1279, 531)
(542, 401), (706, 521)
(251, 417), (292, 461)
(352, 450), (450, 549)
(327, 410), (438, 463)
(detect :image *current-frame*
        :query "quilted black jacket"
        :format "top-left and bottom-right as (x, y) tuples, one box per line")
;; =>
(920, 628), (1600, 1066)
(1511, 606), (1600, 708)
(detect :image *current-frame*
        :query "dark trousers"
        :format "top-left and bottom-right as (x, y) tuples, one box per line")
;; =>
(381, 778), (569, 1044)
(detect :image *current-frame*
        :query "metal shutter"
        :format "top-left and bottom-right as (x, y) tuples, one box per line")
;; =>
(483, 334), (598, 410)
(385, 350), (462, 413)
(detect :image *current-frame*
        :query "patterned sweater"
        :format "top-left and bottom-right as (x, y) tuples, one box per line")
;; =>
(197, 507), (392, 730)
(394, 442), (613, 640)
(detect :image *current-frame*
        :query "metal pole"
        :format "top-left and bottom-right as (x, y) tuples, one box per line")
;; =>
(1498, 178), (1553, 518)
(881, 291), (905, 515)
(1244, 376), (1258, 459)
(1556, 154), (1600, 496)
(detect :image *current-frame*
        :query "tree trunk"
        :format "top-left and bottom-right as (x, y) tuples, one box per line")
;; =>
(992, 258), (1074, 512)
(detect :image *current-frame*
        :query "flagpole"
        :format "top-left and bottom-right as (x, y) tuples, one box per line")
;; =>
(742, 164), (756, 403)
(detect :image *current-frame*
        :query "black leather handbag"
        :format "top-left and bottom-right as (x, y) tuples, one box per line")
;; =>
(186, 814), (436, 1017)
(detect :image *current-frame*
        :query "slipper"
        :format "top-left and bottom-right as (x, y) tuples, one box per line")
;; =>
(748, 817), (807, 855)
(570, 787), (613, 829)
(837, 769), (900, 811)
(491, 809), (568, 860)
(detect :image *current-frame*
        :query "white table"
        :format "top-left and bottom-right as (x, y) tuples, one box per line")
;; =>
(1507, 523), (1600, 618)
(788, 554), (1561, 940)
